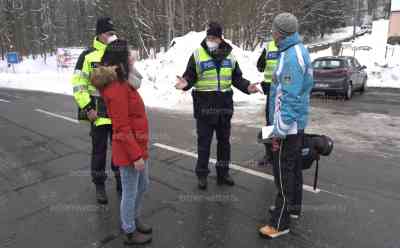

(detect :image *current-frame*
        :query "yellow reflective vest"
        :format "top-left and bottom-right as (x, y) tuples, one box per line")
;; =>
(71, 38), (111, 126)
(193, 47), (236, 91)
(264, 41), (279, 84)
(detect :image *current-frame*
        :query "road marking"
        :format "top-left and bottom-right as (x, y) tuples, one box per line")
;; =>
(0, 99), (10, 103)
(35, 109), (79, 124)
(30, 109), (349, 199)
(153, 143), (326, 194)
(319, 189), (350, 199)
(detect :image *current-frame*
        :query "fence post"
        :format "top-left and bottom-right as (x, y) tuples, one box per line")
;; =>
(385, 45), (388, 60)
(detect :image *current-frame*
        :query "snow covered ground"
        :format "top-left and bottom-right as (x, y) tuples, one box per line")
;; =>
(0, 48), (82, 96)
(307, 26), (361, 46)
(311, 19), (400, 89)
(135, 31), (264, 111)
(0, 19), (399, 110)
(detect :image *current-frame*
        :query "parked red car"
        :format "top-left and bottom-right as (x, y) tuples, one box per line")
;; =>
(312, 56), (368, 100)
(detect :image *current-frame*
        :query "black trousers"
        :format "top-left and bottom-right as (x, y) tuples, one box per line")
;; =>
(269, 131), (304, 231)
(195, 116), (231, 178)
(263, 83), (273, 159)
(90, 124), (119, 185)
(263, 83), (271, 125)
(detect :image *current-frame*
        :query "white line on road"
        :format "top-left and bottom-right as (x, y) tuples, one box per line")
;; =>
(153, 143), (329, 195)
(35, 109), (79, 124)
(29, 109), (349, 198)
(0, 99), (10, 103)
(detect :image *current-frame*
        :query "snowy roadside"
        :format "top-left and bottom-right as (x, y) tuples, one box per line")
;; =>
(0, 19), (398, 111)
(310, 19), (400, 89)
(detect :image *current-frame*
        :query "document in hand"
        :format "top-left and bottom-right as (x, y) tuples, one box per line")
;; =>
(261, 126), (275, 140)
(261, 123), (298, 140)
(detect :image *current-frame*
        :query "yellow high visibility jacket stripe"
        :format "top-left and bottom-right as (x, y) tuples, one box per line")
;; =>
(193, 47), (235, 91)
(71, 37), (111, 126)
(264, 41), (279, 84)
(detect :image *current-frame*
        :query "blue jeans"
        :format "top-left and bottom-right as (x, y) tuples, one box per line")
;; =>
(120, 161), (149, 233)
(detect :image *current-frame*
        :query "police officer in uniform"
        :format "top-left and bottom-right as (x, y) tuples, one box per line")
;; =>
(257, 40), (279, 166)
(175, 22), (261, 190)
(71, 17), (121, 204)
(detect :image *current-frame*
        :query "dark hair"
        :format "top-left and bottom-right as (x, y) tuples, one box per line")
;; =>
(101, 39), (129, 81)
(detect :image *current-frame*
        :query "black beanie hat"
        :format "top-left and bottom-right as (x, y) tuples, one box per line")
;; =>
(96, 17), (115, 35)
(207, 22), (223, 38)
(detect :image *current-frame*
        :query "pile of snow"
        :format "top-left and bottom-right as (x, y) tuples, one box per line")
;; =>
(308, 26), (361, 46)
(0, 32), (265, 110)
(0, 55), (73, 95)
(0, 19), (399, 111)
(351, 20), (400, 88)
(0, 48), (84, 95)
(135, 31), (264, 110)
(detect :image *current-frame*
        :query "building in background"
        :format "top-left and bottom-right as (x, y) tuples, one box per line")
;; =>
(388, 4), (400, 45)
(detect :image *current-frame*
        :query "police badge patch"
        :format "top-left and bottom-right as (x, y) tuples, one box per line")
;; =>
(267, 51), (279, 60)
(91, 62), (101, 69)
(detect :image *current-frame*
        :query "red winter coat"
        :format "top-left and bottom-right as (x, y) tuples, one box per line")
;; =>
(100, 81), (149, 166)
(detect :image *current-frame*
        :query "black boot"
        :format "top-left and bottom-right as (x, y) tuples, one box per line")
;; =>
(198, 177), (208, 190)
(95, 184), (108, 204)
(217, 174), (235, 186)
(115, 176), (122, 196)
(135, 218), (152, 234)
(123, 231), (152, 245)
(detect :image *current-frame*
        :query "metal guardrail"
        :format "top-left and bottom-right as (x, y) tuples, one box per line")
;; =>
(307, 30), (370, 53)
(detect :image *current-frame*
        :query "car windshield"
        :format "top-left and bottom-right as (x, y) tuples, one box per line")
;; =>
(313, 59), (344, 69)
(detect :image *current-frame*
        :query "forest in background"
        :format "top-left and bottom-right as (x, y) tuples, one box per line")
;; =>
(0, 0), (392, 59)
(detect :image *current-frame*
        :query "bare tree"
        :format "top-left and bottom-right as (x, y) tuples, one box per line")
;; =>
(0, 0), (386, 59)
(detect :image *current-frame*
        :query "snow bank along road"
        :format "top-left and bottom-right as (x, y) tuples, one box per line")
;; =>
(0, 88), (400, 248)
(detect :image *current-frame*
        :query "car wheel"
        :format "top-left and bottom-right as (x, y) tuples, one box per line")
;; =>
(344, 82), (352, 100)
(360, 78), (367, 94)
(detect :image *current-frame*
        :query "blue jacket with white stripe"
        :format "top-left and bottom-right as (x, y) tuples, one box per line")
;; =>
(268, 32), (314, 137)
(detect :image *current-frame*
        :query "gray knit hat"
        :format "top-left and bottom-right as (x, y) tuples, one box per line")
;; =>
(272, 13), (299, 36)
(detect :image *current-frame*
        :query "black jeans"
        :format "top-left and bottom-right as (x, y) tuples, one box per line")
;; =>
(195, 116), (231, 178)
(90, 124), (119, 185)
(262, 83), (271, 125)
(270, 130), (304, 231)
(263, 83), (273, 160)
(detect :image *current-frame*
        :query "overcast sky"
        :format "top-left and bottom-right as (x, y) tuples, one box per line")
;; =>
(392, 0), (400, 11)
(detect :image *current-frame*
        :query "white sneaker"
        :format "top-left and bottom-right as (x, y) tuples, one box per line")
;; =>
(290, 214), (300, 219)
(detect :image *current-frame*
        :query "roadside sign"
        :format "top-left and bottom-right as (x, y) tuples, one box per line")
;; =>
(7, 52), (19, 64)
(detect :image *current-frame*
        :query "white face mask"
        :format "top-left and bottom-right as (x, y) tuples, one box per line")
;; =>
(128, 64), (143, 89)
(206, 41), (219, 51)
(107, 35), (118, 44)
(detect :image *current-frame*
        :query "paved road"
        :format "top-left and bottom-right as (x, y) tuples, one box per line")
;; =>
(0, 88), (399, 248)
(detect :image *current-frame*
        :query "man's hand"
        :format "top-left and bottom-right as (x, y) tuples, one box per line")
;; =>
(271, 138), (280, 152)
(248, 82), (262, 94)
(134, 158), (145, 171)
(87, 109), (98, 122)
(175, 76), (188, 90)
